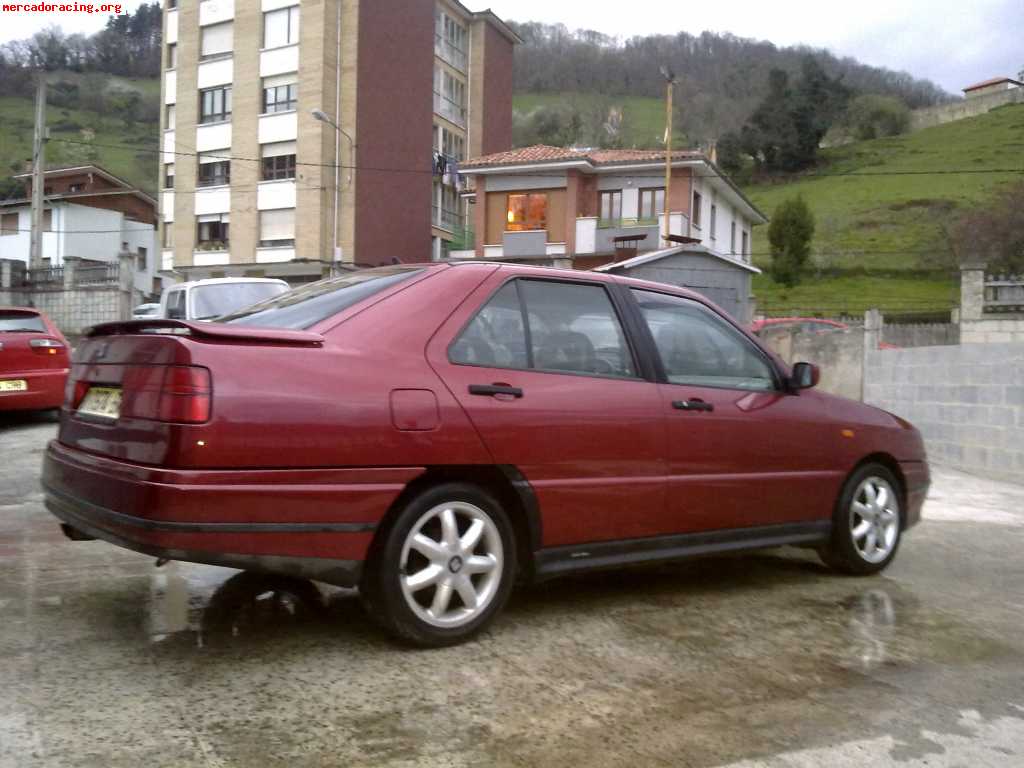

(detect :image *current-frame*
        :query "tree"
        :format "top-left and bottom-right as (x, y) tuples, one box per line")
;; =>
(768, 196), (815, 287)
(841, 94), (910, 140)
(716, 131), (744, 175)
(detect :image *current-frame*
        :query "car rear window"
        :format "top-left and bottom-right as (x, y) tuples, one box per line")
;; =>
(217, 266), (424, 329)
(0, 311), (46, 332)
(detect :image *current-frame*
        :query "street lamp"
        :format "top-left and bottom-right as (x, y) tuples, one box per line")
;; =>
(312, 108), (355, 267)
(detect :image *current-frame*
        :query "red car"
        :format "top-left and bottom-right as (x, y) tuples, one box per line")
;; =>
(42, 264), (929, 646)
(0, 307), (71, 412)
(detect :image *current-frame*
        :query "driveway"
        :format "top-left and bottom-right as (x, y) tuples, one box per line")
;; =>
(2, 414), (1023, 767)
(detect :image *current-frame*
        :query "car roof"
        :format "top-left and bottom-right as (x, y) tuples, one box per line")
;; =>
(446, 260), (709, 303)
(0, 306), (42, 315)
(167, 278), (290, 289)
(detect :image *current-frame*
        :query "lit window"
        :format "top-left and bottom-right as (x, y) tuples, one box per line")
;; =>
(506, 193), (547, 232)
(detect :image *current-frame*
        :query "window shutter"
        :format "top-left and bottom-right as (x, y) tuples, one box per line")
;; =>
(261, 141), (297, 158)
(262, 73), (297, 89)
(199, 150), (230, 164)
(260, 209), (295, 241)
(201, 22), (233, 57)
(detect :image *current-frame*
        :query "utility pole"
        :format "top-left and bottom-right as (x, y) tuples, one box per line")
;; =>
(660, 66), (677, 246)
(29, 74), (47, 270)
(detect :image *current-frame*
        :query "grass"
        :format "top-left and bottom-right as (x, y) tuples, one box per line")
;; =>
(743, 103), (1024, 312)
(0, 74), (161, 195)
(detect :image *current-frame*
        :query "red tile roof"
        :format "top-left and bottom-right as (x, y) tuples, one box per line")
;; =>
(963, 76), (1023, 92)
(462, 144), (703, 170)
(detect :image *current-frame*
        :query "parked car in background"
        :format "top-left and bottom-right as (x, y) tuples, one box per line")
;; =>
(0, 308), (70, 412)
(43, 264), (929, 647)
(132, 303), (161, 320)
(158, 278), (290, 321)
(751, 317), (898, 350)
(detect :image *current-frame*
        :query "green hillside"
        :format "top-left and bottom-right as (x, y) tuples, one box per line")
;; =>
(744, 103), (1024, 314)
(0, 74), (160, 196)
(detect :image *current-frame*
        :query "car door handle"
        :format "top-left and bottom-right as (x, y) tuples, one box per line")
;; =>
(673, 398), (714, 413)
(469, 384), (524, 399)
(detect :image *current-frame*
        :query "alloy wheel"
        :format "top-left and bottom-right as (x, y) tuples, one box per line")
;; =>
(849, 476), (900, 564)
(399, 501), (504, 629)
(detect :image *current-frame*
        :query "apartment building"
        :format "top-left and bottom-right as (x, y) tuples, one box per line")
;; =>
(159, 0), (517, 283)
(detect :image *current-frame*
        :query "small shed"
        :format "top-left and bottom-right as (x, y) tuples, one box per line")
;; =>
(592, 244), (761, 323)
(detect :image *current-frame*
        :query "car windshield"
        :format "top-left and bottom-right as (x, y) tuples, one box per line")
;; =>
(0, 311), (46, 332)
(217, 266), (425, 329)
(191, 282), (289, 320)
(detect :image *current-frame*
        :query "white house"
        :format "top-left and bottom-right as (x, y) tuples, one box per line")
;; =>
(0, 165), (166, 298)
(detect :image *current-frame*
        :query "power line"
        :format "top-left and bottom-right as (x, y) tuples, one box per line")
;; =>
(46, 137), (1024, 180)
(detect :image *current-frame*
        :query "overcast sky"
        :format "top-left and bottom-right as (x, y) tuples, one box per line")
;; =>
(1, 0), (1020, 94)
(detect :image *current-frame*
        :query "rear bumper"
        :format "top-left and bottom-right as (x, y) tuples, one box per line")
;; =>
(900, 460), (930, 530)
(0, 369), (67, 411)
(42, 440), (425, 587)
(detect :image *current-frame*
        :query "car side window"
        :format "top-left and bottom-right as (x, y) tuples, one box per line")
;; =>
(632, 289), (776, 391)
(450, 279), (637, 379)
(166, 290), (186, 320)
(450, 282), (529, 369)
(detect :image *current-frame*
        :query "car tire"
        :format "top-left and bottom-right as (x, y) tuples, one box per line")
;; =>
(361, 482), (517, 648)
(820, 463), (903, 576)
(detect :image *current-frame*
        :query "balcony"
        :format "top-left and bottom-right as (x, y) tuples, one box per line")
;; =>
(433, 205), (466, 233)
(433, 91), (466, 128)
(435, 34), (468, 72)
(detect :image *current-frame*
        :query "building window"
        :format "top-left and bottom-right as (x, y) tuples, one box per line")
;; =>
(730, 221), (736, 253)
(137, 247), (148, 272)
(434, 182), (463, 231)
(199, 86), (231, 124)
(261, 141), (297, 180)
(68, 183), (85, 193)
(166, 0), (176, 8)
(506, 193), (547, 232)
(434, 68), (467, 126)
(741, 230), (749, 258)
(164, 164), (175, 189)
(710, 202), (717, 240)
(692, 190), (703, 228)
(43, 209), (53, 232)
(165, 104), (176, 130)
(0, 212), (17, 236)
(163, 225), (174, 249)
(599, 190), (622, 225)
(638, 188), (664, 221)
(263, 6), (300, 49)
(197, 154), (230, 187)
(197, 214), (229, 250)
(435, 10), (468, 71)
(167, 43), (177, 68)
(259, 208), (295, 247)
(437, 125), (465, 161)
(262, 76), (297, 113)
(200, 21), (233, 60)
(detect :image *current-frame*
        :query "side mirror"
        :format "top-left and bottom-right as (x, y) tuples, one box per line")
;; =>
(790, 362), (820, 390)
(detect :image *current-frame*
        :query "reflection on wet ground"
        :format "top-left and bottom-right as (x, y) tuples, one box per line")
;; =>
(3, 420), (1024, 766)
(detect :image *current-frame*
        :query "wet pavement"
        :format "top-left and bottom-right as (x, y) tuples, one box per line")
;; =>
(2, 413), (1023, 767)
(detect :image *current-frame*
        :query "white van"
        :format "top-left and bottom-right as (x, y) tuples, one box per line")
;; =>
(159, 278), (290, 321)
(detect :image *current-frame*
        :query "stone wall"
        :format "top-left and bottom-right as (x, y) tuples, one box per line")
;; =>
(761, 325), (867, 401)
(864, 344), (1024, 484)
(909, 88), (1024, 132)
(0, 255), (140, 340)
(960, 263), (1024, 343)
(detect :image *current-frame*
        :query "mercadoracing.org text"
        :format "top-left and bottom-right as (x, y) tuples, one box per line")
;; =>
(2, 3), (123, 13)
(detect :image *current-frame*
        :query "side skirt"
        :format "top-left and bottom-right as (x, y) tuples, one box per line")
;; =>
(532, 521), (831, 581)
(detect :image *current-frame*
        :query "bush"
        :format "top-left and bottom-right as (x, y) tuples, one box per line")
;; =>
(843, 94), (910, 141)
(768, 196), (816, 287)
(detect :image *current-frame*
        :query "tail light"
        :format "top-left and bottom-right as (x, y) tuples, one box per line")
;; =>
(64, 376), (89, 409)
(157, 366), (212, 424)
(31, 338), (65, 356)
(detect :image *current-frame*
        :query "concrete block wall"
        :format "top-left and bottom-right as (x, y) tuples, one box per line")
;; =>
(864, 343), (1024, 484)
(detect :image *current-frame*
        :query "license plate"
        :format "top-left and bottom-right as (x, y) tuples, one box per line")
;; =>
(77, 386), (122, 419)
(0, 379), (27, 392)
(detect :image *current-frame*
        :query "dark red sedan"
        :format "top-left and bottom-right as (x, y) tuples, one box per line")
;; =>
(1, 307), (71, 412)
(42, 263), (929, 646)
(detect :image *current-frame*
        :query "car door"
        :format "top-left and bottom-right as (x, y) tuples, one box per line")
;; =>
(427, 272), (668, 548)
(627, 287), (841, 534)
